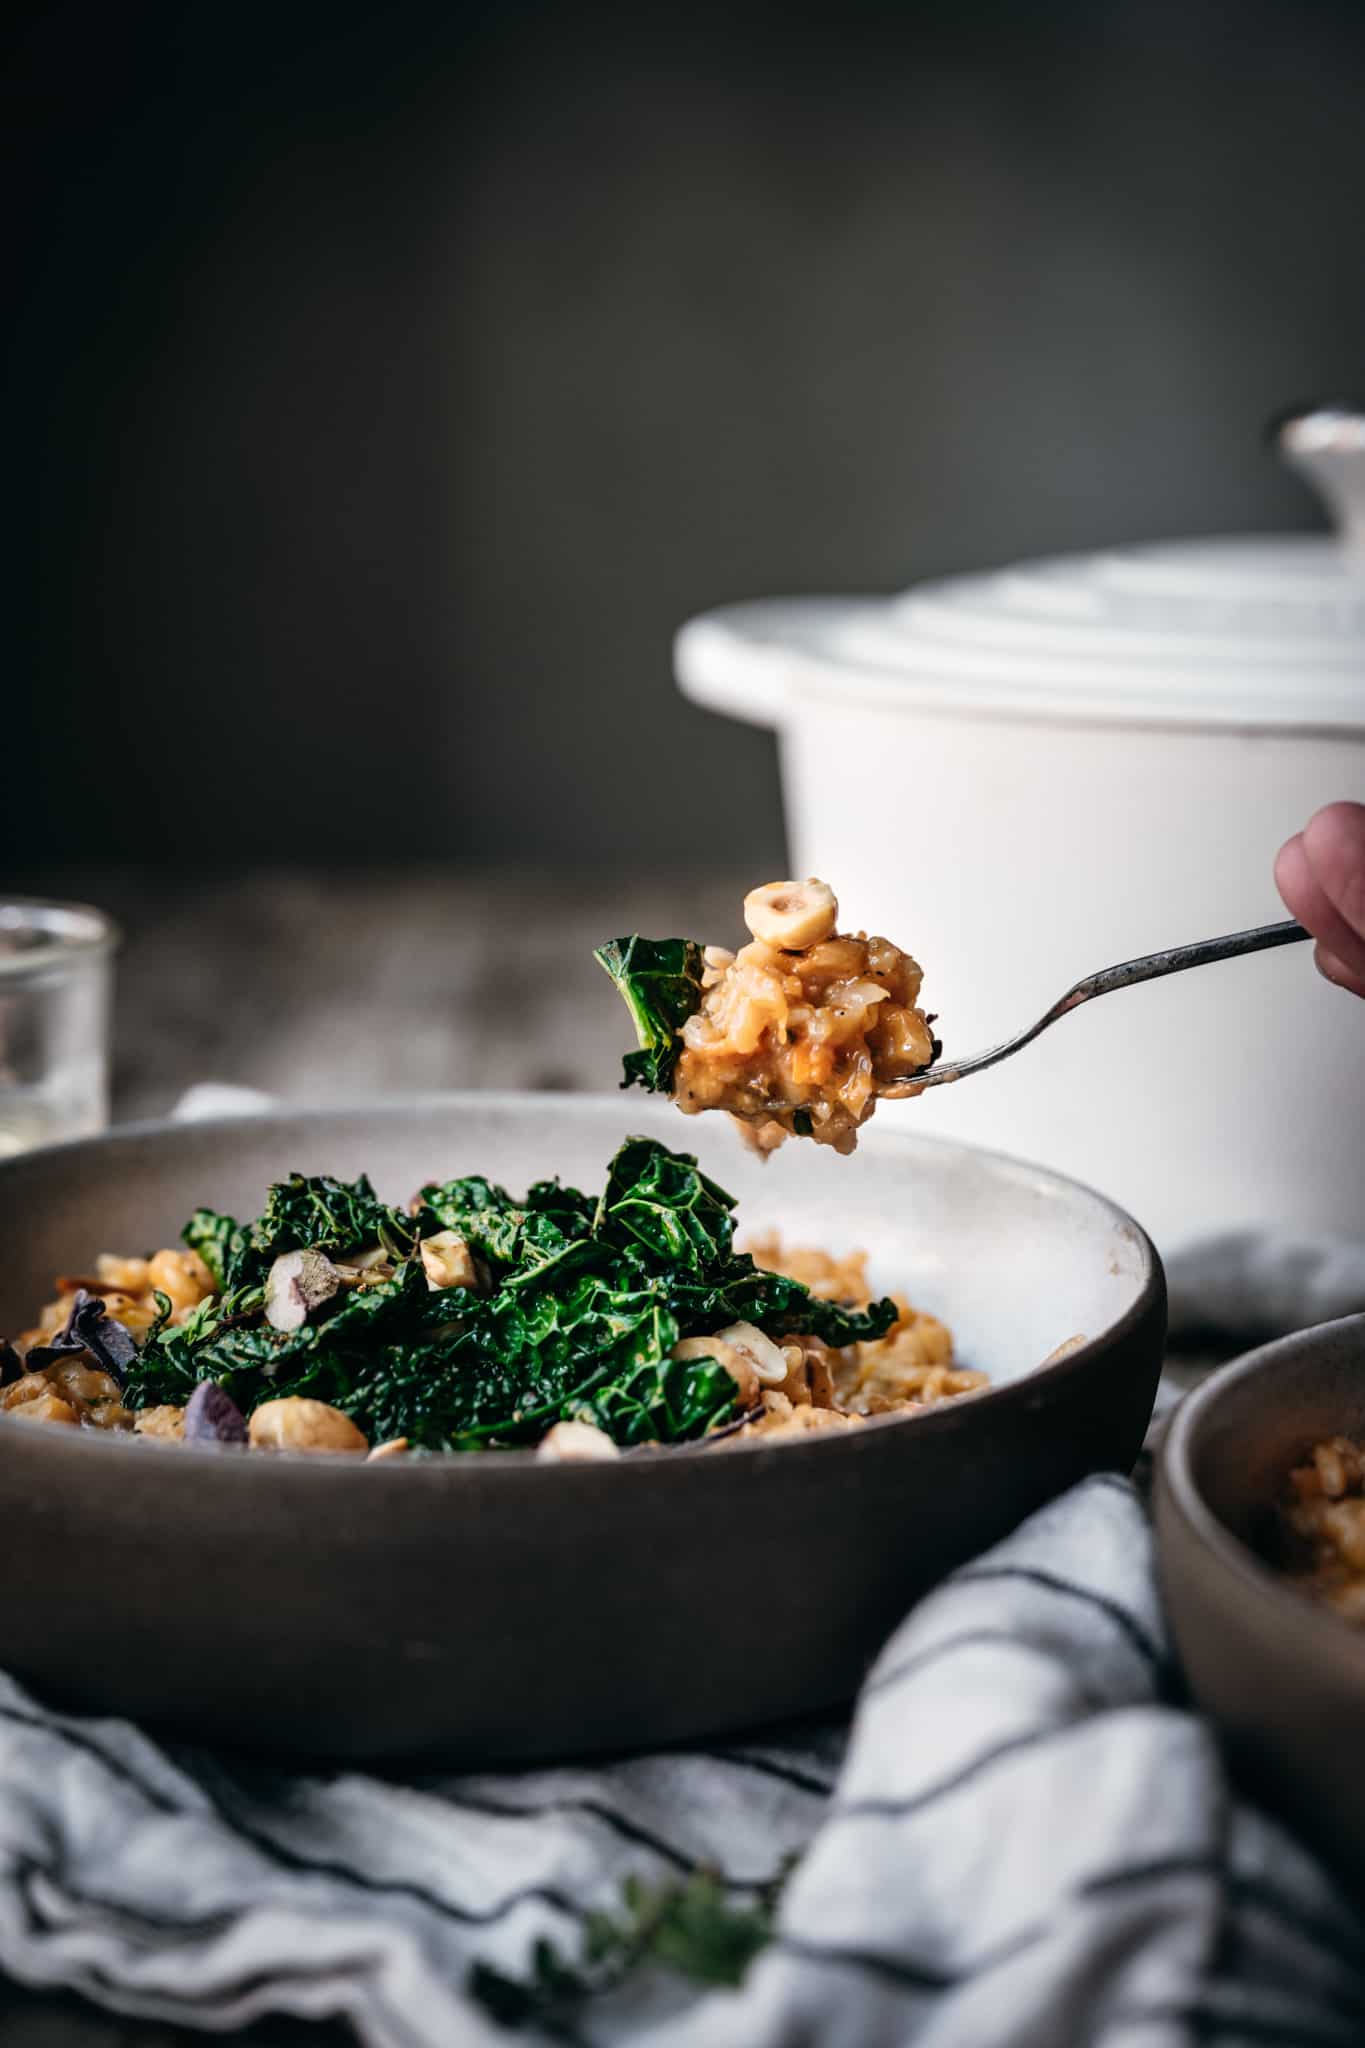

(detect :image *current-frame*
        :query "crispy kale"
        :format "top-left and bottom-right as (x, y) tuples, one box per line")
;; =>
(122, 1143), (896, 1452)
(594, 936), (704, 1092)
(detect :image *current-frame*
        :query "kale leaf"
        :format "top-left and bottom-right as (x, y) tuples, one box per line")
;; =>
(423, 1270), (689, 1448)
(125, 1137), (895, 1453)
(594, 936), (704, 1092)
(416, 1173), (593, 1281)
(594, 1133), (735, 1269)
(582, 1341), (737, 1446)
(415, 1174), (526, 1265)
(244, 1171), (415, 1277)
(177, 1173), (415, 1296)
(182, 1207), (246, 1291)
(665, 1261), (895, 1349)
(129, 1260), (429, 1418)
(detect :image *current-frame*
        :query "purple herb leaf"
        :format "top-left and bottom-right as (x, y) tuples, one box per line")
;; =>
(26, 1289), (138, 1386)
(0, 1339), (25, 1388)
(182, 1379), (248, 1446)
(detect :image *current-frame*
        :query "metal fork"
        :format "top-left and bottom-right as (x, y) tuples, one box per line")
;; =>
(878, 919), (1310, 1097)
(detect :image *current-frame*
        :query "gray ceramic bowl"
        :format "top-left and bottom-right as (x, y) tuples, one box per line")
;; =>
(0, 1093), (1164, 1764)
(1156, 1313), (1365, 1898)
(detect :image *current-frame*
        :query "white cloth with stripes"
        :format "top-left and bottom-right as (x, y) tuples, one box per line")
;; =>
(0, 1473), (1362, 2048)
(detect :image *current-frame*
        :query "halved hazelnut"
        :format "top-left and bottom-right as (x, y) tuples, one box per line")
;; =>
(263, 1249), (344, 1333)
(672, 1334), (757, 1407)
(535, 1420), (620, 1463)
(742, 879), (838, 951)
(419, 1231), (480, 1292)
(713, 1320), (790, 1386)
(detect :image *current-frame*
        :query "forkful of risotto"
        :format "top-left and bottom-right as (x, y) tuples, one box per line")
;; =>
(595, 880), (940, 1154)
(598, 880), (1315, 1155)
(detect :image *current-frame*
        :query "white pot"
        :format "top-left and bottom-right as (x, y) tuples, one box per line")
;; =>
(675, 410), (1365, 1252)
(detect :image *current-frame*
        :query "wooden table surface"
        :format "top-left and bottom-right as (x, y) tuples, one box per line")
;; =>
(89, 866), (738, 1123)
(3, 865), (738, 2047)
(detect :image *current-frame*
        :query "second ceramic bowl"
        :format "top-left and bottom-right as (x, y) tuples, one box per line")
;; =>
(1156, 1312), (1365, 1899)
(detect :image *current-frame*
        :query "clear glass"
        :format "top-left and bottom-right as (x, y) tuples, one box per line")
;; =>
(0, 899), (120, 1157)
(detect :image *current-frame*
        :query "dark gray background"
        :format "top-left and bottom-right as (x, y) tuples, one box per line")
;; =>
(8, 0), (1365, 876)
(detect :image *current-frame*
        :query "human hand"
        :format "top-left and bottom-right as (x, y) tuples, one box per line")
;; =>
(1275, 801), (1365, 998)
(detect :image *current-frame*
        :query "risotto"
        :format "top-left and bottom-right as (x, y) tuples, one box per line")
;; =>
(0, 1137), (986, 1459)
(597, 880), (939, 1154)
(1275, 1435), (1365, 1623)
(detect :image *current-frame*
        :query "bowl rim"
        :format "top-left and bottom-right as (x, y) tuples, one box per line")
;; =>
(1156, 1312), (1365, 1670)
(0, 1089), (1166, 1477)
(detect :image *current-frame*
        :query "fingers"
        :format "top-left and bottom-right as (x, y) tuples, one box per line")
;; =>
(1303, 802), (1365, 941)
(1315, 940), (1365, 1001)
(1277, 811), (1365, 987)
(1274, 833), (1365, 976)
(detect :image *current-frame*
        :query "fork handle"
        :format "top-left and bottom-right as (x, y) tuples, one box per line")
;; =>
(1061, 918), (1310, 1010)
(883, 918), (1311, 1095)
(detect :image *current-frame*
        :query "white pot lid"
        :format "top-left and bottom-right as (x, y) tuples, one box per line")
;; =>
(677, 408), (1365, 733)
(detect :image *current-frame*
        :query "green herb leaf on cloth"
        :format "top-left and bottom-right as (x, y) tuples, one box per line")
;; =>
(468, 1860), (794, 2032)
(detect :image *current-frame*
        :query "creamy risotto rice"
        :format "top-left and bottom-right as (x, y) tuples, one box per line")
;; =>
(674, 880), (938, 1155)
(1277, 1434), (1365, 1623)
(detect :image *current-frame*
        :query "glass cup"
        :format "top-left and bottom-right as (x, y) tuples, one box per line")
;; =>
(0, 899), (120, 1157)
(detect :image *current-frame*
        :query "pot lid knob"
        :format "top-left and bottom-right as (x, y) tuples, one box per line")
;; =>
(1274, 403), (1365, 557)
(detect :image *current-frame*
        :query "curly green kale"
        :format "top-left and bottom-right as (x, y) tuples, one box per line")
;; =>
(123, 1143), (896, 1452)
(594, 936), (704, 1092)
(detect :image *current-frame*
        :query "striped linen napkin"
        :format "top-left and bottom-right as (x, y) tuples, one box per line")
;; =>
(0, 1474), (1362, 2047)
